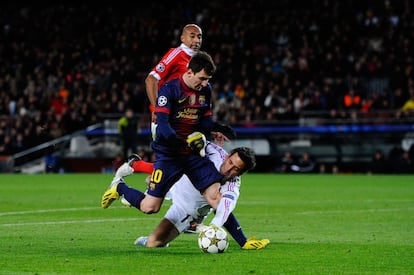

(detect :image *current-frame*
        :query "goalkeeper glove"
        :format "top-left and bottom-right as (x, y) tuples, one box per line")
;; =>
(213, 123), (236, 139)
(187, 132), (207, 157)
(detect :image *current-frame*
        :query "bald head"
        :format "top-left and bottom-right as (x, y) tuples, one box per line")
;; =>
(181, 24), (203, 51)
(182, 24), (202, 35)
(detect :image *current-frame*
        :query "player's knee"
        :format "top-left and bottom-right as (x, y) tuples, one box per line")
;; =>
(140, 197), (162, 214)
(140, 204), (160, 214)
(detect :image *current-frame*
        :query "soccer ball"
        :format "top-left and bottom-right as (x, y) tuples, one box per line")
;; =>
(198, 225), (229, 253)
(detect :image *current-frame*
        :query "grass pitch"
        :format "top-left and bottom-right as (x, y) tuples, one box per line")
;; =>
(0, 173), (413, 274)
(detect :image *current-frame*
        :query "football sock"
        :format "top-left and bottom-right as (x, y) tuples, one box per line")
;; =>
(117, 183), (145, 210)
(132, 160), (154, 174)
(223, 213), (247, 247)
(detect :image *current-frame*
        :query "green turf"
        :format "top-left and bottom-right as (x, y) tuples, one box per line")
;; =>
(1, 174), (413, 274)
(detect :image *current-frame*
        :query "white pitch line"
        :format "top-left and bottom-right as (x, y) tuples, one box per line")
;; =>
(239, 207), (414, 216)
(1, 217), (159, 227)
(0, 206), (100, 217)
(240, 198), (414, 205)
(296, 207), (414, 215)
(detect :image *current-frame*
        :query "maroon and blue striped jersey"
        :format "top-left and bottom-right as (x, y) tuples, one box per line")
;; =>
(152, 76), (215, 156)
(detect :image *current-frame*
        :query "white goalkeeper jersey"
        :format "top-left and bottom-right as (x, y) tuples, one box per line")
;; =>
(165, 142), (241, 231)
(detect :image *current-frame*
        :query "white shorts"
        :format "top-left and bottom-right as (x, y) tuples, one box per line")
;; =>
(165, 176), (213, 232)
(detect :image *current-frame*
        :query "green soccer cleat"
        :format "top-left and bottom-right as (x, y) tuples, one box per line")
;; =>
(101, 178), (122, 208)
(241, 237), (270, 250)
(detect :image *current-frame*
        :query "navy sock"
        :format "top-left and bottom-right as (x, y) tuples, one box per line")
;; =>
(117, 183), (145, 210)
(223, 213), (247, 247)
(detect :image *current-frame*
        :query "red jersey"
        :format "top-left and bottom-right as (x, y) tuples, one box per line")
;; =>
(149, 43), (195, 89)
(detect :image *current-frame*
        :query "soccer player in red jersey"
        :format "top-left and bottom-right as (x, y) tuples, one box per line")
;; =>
(128, 24), (204, 175)
(145, 24), (203, 112)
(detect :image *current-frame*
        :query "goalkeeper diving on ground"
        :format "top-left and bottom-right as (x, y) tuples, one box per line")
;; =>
(111, 140), (270, 250)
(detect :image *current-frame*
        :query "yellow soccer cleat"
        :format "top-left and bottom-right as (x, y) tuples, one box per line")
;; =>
(101, 178), (121, 208)
(241, 237), (270, 250)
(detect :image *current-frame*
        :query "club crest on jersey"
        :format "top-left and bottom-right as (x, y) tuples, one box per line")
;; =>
(189, 95), (196, 105)
(156, 63), (165, 73)
(158, 95), (168, 106)
(199, 95), (206, 105)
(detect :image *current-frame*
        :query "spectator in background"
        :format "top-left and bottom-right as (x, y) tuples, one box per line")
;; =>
(0, 136), (14, 155)
(367, 149), (386, 174)
(44, 147), (59, 173)
(118, 108), (140, 161)
(401, 93), (414, 113)
(276, 151), (295, 173)
(343, 89), (361, 110)
(291, 152), (317, 173)
(388, 146), (404, 173)
(393, 151), (413, 174)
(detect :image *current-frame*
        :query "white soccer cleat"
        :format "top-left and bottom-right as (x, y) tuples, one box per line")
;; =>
(134, 236), (169, 247)
(134, 236), (148, 246)
(115, 154), (141, 178)
(115, 163), (134, 178)
(120, 197), (131, 207)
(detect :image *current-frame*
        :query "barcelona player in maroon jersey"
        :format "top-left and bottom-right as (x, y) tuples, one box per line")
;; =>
(102, 51), (235, 215)
(128, 24), (204, 175)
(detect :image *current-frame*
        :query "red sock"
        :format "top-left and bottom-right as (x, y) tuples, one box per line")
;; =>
(132, 160), (154, 174)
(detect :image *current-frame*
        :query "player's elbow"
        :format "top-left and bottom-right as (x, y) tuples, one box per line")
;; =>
(208, 197), (220, 210)
(202, 182), (222, 209)
(145, 74), (157, 87)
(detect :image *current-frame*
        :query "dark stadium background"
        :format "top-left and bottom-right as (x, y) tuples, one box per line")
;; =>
(1, 1), (413, 174)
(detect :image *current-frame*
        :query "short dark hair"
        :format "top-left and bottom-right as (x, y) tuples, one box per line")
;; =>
(230, 147), (256, 174)
(188, 51), (216, 76)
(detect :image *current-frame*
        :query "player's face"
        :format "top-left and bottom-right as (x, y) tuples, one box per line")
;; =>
(186, 69), (212, 91)
(182, 26), (202, 51)
(219, 152), (245, 181)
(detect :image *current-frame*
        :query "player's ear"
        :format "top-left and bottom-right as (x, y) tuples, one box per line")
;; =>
(186, 68), (194, 76)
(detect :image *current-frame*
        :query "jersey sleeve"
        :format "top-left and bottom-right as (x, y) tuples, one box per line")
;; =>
(210, 177), (241, 227)
(150, 47), (191, 88)
(154, 82), (178, 141)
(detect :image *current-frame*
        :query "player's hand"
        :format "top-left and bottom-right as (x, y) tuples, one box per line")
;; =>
(211, 132), (229, 147)
(186, 132), (207, 157)
(208, 223), (220, 230)
(151, 112), (157, 123)
(196, 223), (208, 232)
(213, 123), (236, 140)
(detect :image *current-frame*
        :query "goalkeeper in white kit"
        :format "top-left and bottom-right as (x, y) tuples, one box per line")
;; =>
(116, 141), (270, 250)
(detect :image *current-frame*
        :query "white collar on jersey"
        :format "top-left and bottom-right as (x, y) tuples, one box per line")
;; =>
(179, 43), (194, 56)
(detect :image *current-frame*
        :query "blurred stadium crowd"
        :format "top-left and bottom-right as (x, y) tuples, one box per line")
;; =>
(1, 0), (414, 157)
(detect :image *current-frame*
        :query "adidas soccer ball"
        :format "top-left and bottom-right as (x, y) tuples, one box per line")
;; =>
(198, 225), (229, 253)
